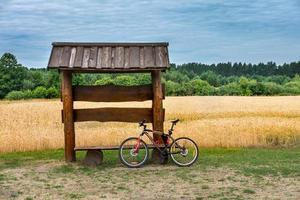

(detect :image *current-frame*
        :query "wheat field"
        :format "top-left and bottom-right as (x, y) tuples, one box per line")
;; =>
(0, 96), (299, 152)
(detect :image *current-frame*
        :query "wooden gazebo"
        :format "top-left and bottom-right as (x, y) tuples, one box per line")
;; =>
(47, 42), (170, 163)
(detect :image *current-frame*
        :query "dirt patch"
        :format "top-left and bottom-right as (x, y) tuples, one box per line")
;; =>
(0, 161), (299, 200)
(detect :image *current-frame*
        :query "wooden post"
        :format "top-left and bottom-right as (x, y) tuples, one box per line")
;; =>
(61, 71), (76, 162)
(151, 70), (164, 143)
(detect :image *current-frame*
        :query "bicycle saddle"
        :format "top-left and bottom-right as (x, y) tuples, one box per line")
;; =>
(171, 119), (180, 124)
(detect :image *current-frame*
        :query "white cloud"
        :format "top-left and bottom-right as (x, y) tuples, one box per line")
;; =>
(0, 0), (299, 67)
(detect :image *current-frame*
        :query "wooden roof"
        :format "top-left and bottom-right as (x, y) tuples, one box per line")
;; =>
(47, 42), (169, 72)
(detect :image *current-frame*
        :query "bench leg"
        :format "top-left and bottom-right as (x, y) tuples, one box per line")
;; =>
(151, 148), (168, 164)
(83, 150), (103, 167)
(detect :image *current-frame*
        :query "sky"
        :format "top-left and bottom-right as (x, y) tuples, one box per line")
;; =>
(0, 0), (299, 68)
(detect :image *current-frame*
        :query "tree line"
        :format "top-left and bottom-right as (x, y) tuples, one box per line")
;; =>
(178, 62), (300, 77)
(0, 52), (299, 100)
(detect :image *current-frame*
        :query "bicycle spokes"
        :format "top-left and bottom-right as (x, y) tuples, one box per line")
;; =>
(119, 137), (149, 168)
(170, 137), (199, 167)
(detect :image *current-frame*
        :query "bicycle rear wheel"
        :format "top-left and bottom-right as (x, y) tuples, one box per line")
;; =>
(170, 137), (199, 167)
(119, 137), (149, 168)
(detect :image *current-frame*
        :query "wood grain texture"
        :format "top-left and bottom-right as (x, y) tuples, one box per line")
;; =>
(82, 48), (90, 68)
(48, 43), (169, 70)
(155, 46), (167, 67)
(48, 47), (63, 67)
(73, 84), (165, 102)
(165, 46), (170, 66)
(74, 144), (165, 151)
(59, 46), (71, 67)
(53, 42), (169, 47)
(144, 47), (155, 67)
(102, 47), (111, 68)
(124, 47), (130, 68)
(139, 47), (145, 68)
(69, 47), (77, 68)
(88, 47), (97, 68)
(70, 107), (158, 122)
(151, 71), (164, 143)
(114, 47), (124, 68)
(74, 85), (144, 102)
(111, 47), (115, 68)
(74, 47), (84, 67)
(61, 71), (76, 162)
(96, 47), (102, 68)
(129, 47), (140, 67)
(59, 68), (165, 73)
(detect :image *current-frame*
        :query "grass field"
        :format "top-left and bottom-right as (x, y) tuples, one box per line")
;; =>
(0, 96), (300, 152)
(0, 96), (300, 199)
(0, 147), (299, 199)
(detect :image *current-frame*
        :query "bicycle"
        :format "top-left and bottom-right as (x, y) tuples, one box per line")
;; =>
(119, 119), (199, 168)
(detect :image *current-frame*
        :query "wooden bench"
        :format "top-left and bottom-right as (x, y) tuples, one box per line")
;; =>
(75, 144), (166, 166)
(74, 144), (165, 151)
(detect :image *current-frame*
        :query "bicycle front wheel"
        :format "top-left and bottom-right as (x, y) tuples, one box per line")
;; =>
(170, 137), (199, 167)
(119, 137), (149, 168)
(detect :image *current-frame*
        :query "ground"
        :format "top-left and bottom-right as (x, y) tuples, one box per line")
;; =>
(0, 147), (299, 200)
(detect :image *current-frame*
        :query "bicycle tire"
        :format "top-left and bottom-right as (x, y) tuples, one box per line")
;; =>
(170, 137), (199, 167)
(119, 137), (149, 168)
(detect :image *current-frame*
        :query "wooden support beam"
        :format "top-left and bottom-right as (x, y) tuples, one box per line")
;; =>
(74, 144), (165, 151)
(61, 71), (76, 162)
(62, 107), (160, 123)
(73, 84), (165, 102)
(151, 71), (164, 144)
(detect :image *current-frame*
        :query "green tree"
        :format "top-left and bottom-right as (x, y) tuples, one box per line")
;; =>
(189, 79), (214, 95)
(113, 75), (137, 86)
(46, 87), (59, 98)
(5, 91), (26, 100)
(165, 80), (180, 95)
(262, 82), (284, 95)
(217, 83), (243, 96)
(94, 76), (114, 85)
(0, 53), (27, 98)
(238, 77), (254, 96)
(32, 86), (48, 98)
(200, 71), (222, 87)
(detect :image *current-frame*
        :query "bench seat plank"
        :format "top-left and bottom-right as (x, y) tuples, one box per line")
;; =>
(74, 144), (166, 151)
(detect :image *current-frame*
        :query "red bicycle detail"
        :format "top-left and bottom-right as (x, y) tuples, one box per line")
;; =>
(119, 119), (199, 168)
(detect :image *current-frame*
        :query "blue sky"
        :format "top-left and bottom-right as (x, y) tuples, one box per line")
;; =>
(0, 0), (299, 67)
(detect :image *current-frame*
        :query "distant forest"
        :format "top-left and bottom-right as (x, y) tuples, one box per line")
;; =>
(0, 52), (299, 100)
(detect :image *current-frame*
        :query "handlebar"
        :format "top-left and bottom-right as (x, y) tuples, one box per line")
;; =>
(139, 119), (146, 129)
(139, 119), (180, 133)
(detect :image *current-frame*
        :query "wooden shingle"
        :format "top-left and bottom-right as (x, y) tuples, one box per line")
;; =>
(47, 42), (169, 72)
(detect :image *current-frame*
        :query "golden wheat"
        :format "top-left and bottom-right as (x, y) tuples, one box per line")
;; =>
(0, 96), (299, 152)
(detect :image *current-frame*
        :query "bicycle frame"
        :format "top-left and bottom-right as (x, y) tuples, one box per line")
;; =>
(119, 119), (199, 168)
(138, 129), (182, 155)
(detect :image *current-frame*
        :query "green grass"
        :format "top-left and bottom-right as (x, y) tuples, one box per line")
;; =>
(1, 146), (299, 177)
(201, 185), (209, 189)
(51, 165), (76, 174)
(0, 149), (65, 170)
(243, 188), (256, 194)
(198, 147), (300, 176)
(67, 192), (84, 199)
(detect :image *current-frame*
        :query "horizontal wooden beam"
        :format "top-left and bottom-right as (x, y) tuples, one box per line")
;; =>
(72, 84), (165, 102)
(52, 42), (169, 47)
(62, 107), (165, 123)
(74, 144), (165, 151)
(55, 68), (166, 73)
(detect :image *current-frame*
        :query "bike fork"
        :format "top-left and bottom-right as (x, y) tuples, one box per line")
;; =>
(133, 137), (141, 153)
